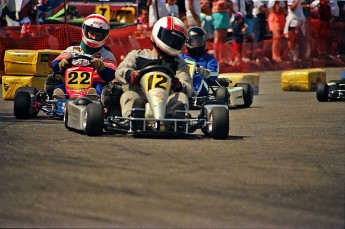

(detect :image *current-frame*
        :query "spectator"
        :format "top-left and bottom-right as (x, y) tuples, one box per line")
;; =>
(231, 0), (247, 16)
(252, 1), (267, 61)
(268, 0), (286, 62)
(317, 0), (333, 57)
(147, 0), (170, 28)
(135, 5), (149, 27)
(200, 0), (215, 40)
(301, 0), (313, 59)
(283, 0), (306, 61)
(20, 8), (39, 38)
(166, 0), (179, 17)
(230, 12), (248, 63)
(243, 0), (255, 60)
(211, 0), (233, 62)
(185, 0), (201, 28)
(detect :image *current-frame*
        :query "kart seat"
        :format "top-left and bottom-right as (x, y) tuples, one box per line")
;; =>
(217, 78), (231, 87)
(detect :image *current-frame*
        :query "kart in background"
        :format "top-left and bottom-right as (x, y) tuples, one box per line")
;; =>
(316, 78), (345, 102)
(13, 54), (100, 124)
(185, 59), (253, 109)
(66, 64), (230, 139)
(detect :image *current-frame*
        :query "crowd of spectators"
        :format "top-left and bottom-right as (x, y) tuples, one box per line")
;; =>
(136, 0), (345, 66)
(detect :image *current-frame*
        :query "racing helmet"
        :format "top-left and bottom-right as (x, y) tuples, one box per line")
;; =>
(186, 26), (207, 56)
(82, 14), (110, 48)
(151, 16), (187, 58)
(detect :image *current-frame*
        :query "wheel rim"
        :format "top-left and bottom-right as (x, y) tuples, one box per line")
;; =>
(82, 111), (87, 129)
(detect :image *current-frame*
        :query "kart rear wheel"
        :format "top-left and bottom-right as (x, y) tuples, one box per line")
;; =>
(316, 82), (329, 102)
(203, 107), (229, 139)
(215, 87), (229, 105)
(14, 87), (38, 119)
(14, 91), (31, 119)
(84, 103), (104, 136)
(236, 83), (253, 108)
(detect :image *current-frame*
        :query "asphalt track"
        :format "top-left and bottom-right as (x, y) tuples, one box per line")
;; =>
(0, 67), (344, 228)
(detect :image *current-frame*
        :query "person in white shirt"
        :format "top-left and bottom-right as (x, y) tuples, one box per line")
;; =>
(147, 0), (170, 28)
(166, 0), (179, 17)
(185, 0), (201, 27)
(284, 0), (306, 61)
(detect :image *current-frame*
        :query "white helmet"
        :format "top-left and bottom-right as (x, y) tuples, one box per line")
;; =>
(151, 16), (187, 57)
(82, 14), (110, 48)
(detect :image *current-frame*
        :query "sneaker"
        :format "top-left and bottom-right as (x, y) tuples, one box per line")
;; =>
(87, 87), (98, 101)
(53, 88), (66, 100)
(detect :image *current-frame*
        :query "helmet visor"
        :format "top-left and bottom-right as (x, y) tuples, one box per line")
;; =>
(84, 25), (109, 41)
(157, 27), (185, 51)
(187, 36), (205, 48)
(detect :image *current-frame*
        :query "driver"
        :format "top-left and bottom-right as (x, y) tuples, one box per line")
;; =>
(50, 14), (117, 98)
(115, 16), (193, 119)
(179, 26), (219, 98)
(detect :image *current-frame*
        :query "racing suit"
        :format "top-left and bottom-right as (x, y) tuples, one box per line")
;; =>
(51, 43), (117, 95)
(115, 49), (193, 118)
(179, 52), (219, 96)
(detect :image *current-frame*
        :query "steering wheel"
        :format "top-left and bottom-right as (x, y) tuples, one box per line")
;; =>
(139, 64), (175, 78)
(67, 54), (93, 65)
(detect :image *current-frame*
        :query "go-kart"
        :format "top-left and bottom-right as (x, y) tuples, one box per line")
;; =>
(316, 78), (345, 102)
(13, 54), (100, 120)
(185, 59), (253, 109)
(68, 64), (229, 139)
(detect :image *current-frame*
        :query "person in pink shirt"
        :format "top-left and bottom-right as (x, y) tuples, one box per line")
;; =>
(268, 0), (286, 62)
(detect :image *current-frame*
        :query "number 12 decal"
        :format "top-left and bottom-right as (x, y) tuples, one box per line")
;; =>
(147, 74), (168, 91)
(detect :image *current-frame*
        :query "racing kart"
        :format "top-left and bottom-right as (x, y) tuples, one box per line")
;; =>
(13, 54), (99, 120)
(185, 59), (253, 109)
(65, 64), (230, 139)
(316, 79), (345, 102)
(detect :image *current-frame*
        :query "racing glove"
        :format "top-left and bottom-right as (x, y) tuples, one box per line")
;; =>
(90, 58), (106, 72)
(197, 66), (211, 79)
(58, 58), (71, 71)
(171, 78), (182, 92)
(126, 70), (141, 85)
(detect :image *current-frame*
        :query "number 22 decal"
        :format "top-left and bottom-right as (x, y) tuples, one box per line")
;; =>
(67, 72), (91, 85)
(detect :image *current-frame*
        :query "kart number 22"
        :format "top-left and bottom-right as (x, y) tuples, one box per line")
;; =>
(67, 71), (91, 89)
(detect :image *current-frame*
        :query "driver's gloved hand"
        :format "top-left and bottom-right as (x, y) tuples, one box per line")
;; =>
(171, 78), (182, 92)
(127, 70), (140, 85)
(58, 58), (71, 71)
(197, 66), (211, 79)
(90, 58), (106, 72)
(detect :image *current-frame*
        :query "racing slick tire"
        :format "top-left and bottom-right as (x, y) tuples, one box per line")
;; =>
(236, 83), (253, 108)
(316, 82), (329, 102)
(202, 106), (229, 139)
(14, 87), (38, 119)
(14, 91), (31, 119)
(215, 87), (230, 105)
(210, 107), (229, 139)
(84, 103), (104, 136)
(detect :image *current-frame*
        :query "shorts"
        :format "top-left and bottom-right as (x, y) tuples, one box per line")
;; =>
(212, 12), (230, 30)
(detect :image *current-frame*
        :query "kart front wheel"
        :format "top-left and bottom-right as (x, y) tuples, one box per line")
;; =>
(202, 107), (229, 140)
(316, 82), (329, 102)
(84, 103), (104, 136)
